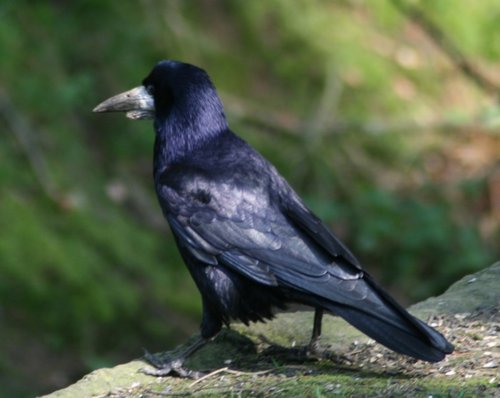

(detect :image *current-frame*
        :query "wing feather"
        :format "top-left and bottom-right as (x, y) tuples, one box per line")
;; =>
(168, 199), (370, 307)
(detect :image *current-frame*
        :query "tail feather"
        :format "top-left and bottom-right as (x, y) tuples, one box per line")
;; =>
(317, 275), (454, 362)
(326, 303), (451, 362)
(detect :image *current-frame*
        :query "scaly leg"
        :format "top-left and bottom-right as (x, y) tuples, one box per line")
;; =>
(309, 308), (323, 354)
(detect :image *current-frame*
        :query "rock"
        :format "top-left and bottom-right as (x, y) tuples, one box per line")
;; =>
(41, 263), (500, 398)
(409, 262), (500, 318)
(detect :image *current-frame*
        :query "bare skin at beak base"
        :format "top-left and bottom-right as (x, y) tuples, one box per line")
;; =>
(93, 86), (155, 120)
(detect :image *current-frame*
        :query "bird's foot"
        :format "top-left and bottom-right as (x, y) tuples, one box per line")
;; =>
(306, 339), (348, 363)
(140, 336), (209, 378)
(139, 349), (205, 379)
(306, 337), (324, 358)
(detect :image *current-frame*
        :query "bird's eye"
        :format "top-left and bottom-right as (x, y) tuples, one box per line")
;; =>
(146, 85), (155, 96)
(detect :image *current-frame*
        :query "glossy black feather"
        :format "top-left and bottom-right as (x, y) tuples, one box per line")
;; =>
(143, 60), (453, 362)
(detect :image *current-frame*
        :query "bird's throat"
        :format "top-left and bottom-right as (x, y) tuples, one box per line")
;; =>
(152, 116), (227, 177)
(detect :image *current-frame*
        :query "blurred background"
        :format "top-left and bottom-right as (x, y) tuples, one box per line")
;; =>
(1, 0), (499, 396)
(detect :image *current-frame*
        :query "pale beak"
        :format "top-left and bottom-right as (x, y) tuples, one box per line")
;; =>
(93, 86), (155, 120)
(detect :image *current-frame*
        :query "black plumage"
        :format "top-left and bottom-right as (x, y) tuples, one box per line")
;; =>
(94, 60), (453, 376)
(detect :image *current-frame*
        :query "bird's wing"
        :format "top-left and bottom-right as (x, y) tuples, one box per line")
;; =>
(281, 194), (361, 268)
(168, 214), (280, 286)
(164, 178), (368, 305)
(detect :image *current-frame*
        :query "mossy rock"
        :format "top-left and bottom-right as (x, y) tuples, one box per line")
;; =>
(42, 263), (500, 398)
(409, 261), (500, 317)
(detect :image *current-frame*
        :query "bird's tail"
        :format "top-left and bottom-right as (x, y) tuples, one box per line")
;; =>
(318, 276), (454, 362)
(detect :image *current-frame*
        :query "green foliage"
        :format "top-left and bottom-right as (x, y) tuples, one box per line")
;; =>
(1, 0), (499, 396)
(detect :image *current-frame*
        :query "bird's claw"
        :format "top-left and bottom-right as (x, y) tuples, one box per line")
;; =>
(140, 365), (205, 379)
(140, 350), (205, 379)
(142, 349), (161, 367)
(307, 338), (323, 357)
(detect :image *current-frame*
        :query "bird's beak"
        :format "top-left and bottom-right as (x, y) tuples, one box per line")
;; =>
(93, 86), (155, 120)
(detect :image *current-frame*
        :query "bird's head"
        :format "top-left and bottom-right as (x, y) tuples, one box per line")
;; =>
(93, 60), (226, 126)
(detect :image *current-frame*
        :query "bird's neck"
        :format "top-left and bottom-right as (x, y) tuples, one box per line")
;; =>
(152, 108), (228, 178)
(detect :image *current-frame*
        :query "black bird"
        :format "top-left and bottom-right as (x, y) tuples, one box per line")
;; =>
(94, 60), (453, 376)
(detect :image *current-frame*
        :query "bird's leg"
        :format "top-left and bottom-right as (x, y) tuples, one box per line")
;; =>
(308, 308), (323, 355)
(141, 335), (209, 378)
